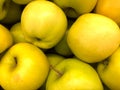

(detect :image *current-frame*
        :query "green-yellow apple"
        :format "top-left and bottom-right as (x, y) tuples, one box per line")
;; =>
(0, 0), (11, 20)
(0, 42), (49, 90)
(52, 0), (97, 18)
(67, 13), (120, 63)
(0, 24), (13, 53)
(12, 0), (33, 5)
(10, 22), (27, 43)
(46, 58), (103, 90)
(54, 30), (73, 57)
(97, 46), (120, 89)
(0, 1), (22, 25)
(46, 53), (65, 67)
(94, 0), (120, 26)
(21, 0), (67, 49)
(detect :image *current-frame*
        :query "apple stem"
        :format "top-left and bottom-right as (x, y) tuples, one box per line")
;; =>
(50, 65), (63, 77)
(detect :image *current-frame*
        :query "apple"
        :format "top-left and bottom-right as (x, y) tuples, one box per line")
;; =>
(12, 0), (33, 5)
(46, 58), (103, 90)
(0, 0), (11, 20)
(10, 22), (27, 43)
(67, 13), (120, 63)
(0, 42), (49, 90)
(21, 0), (67, 49)
(0, 1), (22, 25)
(46, 53), (65, 67)
(54, 30), (73, 57)
(94, 0), (120, 26)
(0, 24), (13, 53)
(52, 0), (97, 18)
(97, 46), (120, 89)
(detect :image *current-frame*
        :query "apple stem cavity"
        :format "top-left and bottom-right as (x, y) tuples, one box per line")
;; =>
(50, 65), (63, 77)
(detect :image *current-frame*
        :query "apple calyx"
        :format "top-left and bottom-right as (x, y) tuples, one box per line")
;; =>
(50, 64), (63, 77)
(0, 0), (10, 20)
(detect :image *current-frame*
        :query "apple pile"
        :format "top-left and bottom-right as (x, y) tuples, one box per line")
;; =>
(0, 0), (120, 90)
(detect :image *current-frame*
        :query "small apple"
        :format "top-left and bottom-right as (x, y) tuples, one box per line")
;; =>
(10, 22), (27, 43)
(97, 46), (120, 89)
(52, 0), (97, 18)
(67, 13), (120, 63)
(94, 0), (120, 26)
(54, 30), (73, 57)
(0, 42), (49, 90)
(21, 0), (67, 49)
(46, 53), (65, 67)
(46, 58), (103, 90)
(0, 0), (11, 20)
(12, 0), (33, 5)
(0, 1), (22, 25)
(0, 24), (13, 53)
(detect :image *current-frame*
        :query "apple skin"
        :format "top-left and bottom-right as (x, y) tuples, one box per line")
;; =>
(46, 53), (65, 67)
(12, 0), (33, 5)
(10, 22), (27, 44)
(46, 58), (103, 90)
(0, 43), (49, 90)
(0, 1), (22, 25)
(0, 24), (13, 53)
(0, 0), (11, 20)
(21, 0), (67, 49)
(97, 47), (120, 90)
(94, 0), (120, 26)
(52, 0), (97, 18)
(67, 13), (120, 63)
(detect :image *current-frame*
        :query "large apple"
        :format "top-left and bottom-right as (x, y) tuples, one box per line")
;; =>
(10, 22), (27, 43)
(0, 0), (11, 20)
(52, 0), (97, 18)
(0, 24), (13, 53)
(21, 0), (67, 49)
(94, 0), (120, 26)
(0, 43), (49, 90)
(46, 58), (103, 90)
(67, 13), (120, 63)
(97, 46), (120, 89)
(0, 1), (22, 25)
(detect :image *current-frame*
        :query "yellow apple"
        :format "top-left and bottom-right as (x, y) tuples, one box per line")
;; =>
(0, 1), (22, 25)
(52, 0), (97, 18)
(0, 24), (13, 53)
(21, 0), (67, 49)
(10, 22), (27, 43)
(97, 47), (120, 89)
(67, 13), (120, 63)
(0, 42), (49, 90)
(46, 58), (103, 90)
(94, 0), (120, 26)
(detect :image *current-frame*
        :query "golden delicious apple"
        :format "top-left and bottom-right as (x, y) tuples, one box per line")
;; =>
(46, 58), (103, 90)
(21, 0), (67, 49)
(94, 0), (120, 26)
(67, 13), (120, 63)
(0, 43), (49, 90)
(97, 47), (120, 89)
(0, 24), (13, 53)
(52, 0), (97, 18)
(0, 0), (10, 20)
(0, 1), (22, 24)
(10, 22), (27, 43)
